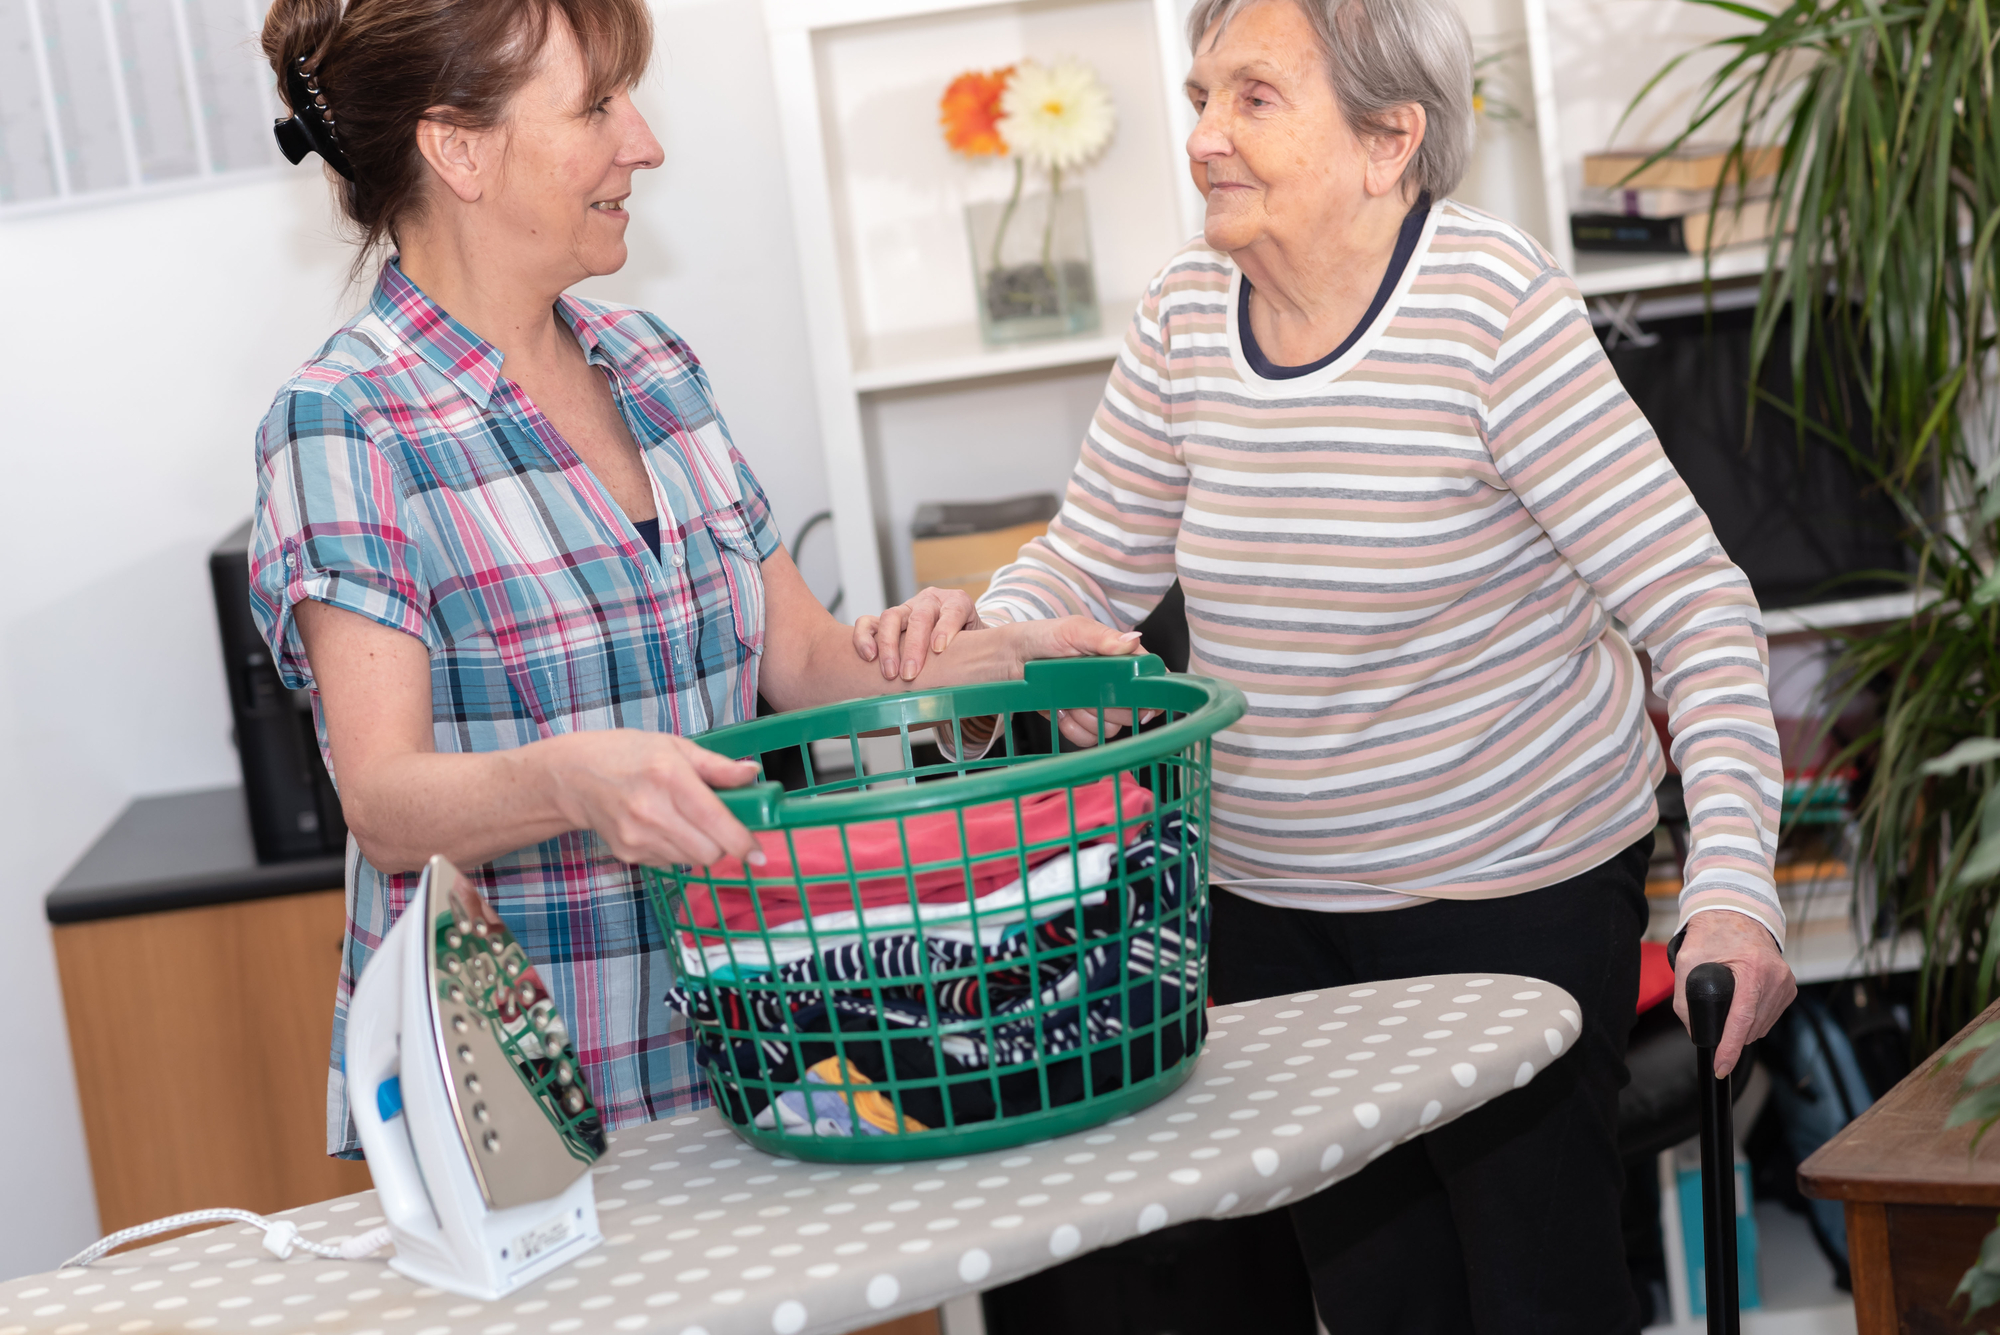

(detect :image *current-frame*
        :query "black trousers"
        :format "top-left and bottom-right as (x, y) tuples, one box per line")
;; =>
(1210, 840), (1651, 1335)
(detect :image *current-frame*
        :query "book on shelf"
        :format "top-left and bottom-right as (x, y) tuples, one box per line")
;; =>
(1574, 181), (1773, 218)
(1571, 195), (1779, 255)
(1582, 142), (1781, 191)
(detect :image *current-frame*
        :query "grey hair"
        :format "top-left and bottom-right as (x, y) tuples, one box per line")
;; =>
(1186, 0), (1475, 199)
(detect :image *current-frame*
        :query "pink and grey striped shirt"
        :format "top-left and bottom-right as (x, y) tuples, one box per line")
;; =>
(978, 199), (1786, 944)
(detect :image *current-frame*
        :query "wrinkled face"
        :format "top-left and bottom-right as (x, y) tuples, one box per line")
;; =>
(1184, 0), (1371, 255)
(485, 17), (661, 282)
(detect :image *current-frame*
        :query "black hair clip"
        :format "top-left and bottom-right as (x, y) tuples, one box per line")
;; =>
(274, 54), (355, 181)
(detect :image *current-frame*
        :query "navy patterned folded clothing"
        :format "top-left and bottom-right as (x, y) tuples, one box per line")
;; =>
(662, 812), (1204, 1131)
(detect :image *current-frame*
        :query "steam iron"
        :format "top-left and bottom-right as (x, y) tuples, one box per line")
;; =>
(345, 855), (607, 1298)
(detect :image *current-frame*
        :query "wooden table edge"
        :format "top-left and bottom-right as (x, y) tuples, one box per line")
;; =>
(1797, 1167), (2000, 1209)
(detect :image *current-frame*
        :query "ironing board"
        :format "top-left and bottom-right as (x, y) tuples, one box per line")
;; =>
(1, 974), (1578, 1335)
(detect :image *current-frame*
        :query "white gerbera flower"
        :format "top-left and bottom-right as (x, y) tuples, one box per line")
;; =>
(999, 59), (1116, 173)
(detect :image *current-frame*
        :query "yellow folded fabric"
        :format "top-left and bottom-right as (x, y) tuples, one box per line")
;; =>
(806, 1056), (928, 1133)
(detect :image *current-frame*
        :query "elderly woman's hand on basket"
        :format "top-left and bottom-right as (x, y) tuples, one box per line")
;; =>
(855, 587), (1151, 747)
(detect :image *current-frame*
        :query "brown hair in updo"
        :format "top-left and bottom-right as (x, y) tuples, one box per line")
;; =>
(262, 0), (652, 259)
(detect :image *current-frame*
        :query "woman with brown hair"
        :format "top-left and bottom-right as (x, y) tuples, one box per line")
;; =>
(249, 0), (1132, 1156)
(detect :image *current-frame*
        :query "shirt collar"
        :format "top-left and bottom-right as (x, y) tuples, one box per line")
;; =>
(556, 292), (618, 371)
(369, 261), (616, 409)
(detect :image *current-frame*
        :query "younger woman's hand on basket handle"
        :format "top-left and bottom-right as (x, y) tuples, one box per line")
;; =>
(295, 599), (763, 873)
(853, 585), (983, 682)
(542, 731), (767, 869)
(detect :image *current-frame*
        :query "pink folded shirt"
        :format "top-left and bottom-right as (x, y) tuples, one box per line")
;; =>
(685, 773), (1155, 934)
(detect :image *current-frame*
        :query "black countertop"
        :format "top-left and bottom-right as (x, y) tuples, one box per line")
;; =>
(46, 786), (345, 924)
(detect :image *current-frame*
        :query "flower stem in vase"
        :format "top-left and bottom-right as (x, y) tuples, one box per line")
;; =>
(990, 157), (1024, 274)
(961, 57), (1107, 343)
(1040, 166), (1062, 287)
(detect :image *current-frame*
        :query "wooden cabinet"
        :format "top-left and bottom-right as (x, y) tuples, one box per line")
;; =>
(52, 888), (371, 1232)
(1801, 995), (2000, 1333)
(46, 787), (364, 1232)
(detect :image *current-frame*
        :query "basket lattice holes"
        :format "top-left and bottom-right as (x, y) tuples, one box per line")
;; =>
(642, 655), (1246, 1161)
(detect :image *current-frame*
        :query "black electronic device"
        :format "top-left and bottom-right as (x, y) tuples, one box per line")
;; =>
(1599, 304), (1910, 609)
(210, 520), (347, 862)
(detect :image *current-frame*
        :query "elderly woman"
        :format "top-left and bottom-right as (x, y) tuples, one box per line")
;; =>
(858, 0), (1797, 1325)
(248, 0), (1128, 1156)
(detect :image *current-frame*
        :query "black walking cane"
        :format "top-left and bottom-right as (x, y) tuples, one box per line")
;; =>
(1686, 962), (1740, 1335)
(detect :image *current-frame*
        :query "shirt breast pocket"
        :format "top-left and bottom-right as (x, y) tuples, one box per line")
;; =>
(700, 502), (766, 656)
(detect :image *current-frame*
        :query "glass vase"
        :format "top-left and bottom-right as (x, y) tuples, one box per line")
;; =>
(964, 186), (1100, 345)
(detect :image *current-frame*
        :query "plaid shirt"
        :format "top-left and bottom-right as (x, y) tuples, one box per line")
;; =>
(250, 261), (779, 1155)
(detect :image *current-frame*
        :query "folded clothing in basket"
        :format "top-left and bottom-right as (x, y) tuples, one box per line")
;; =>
(752, 1057), (929, 1136)
(683, 773), (1154, 935)
(678, 841), (1119, 978)
(665, 811), (1202, 1134)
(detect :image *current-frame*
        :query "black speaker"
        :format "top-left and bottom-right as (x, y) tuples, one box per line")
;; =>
(210, 520), (347, 862)
(1599, 304), (1910, 610)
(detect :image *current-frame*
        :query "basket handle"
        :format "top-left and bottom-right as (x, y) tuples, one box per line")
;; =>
(714, 779), (786, 830)
(1022, 653), (1166, 688)
(702, 655), (1163, 833)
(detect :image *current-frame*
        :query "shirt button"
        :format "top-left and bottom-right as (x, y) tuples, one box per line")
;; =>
(284, 553), (297, 570)
(671, 553), (685, 568)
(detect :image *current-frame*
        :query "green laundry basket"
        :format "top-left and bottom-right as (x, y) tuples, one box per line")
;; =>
(642, 654), (1245, 1162)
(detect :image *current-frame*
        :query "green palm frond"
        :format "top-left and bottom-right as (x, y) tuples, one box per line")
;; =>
(1640, 0), (2000, 1036)
(1638, 0), (2000, 1303)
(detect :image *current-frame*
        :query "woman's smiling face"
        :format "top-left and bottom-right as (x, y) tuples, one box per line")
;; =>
(1183, 0), (1373, 255)
(482, 15), (662, 283)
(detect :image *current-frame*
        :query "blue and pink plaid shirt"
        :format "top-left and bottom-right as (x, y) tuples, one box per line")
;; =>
(250, 260), (779, 1155)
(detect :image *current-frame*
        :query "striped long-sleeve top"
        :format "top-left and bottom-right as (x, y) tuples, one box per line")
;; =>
(978, 199), (1786, 944)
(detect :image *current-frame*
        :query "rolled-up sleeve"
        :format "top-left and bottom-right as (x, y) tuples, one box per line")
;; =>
(731, 449), (782, 562)
(250, 388), (431, 691)
(1483, 266), (1786, 945)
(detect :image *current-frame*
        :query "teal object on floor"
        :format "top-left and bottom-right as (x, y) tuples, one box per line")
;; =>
(1679, 1157), (1761, 1315)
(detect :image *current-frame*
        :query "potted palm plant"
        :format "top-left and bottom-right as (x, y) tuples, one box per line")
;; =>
(1635, 0), (2000, 1049)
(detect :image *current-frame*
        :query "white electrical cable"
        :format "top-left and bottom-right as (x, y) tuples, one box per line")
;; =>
(61, 1209), (392, 1270)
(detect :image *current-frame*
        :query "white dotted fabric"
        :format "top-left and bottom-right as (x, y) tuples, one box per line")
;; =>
(2, 976), (1577, 1335)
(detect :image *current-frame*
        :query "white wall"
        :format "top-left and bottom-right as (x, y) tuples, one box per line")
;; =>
(0, 0), (830, 1279)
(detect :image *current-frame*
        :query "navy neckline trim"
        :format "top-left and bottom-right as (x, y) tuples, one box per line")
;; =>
(1238, 193), (1430, 380)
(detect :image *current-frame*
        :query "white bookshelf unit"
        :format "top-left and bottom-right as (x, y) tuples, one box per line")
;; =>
(1763, 591), (1930, 638)
(1513, 0), (1766, 278)
(1573, 244), (1768, 298)
(765, 0), (1205, 612)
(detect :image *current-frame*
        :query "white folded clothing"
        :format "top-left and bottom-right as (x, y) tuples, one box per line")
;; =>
(676, 841), (1117, 978)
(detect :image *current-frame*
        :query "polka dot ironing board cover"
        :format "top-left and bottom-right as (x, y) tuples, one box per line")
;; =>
(2, 975), (1578, 1335)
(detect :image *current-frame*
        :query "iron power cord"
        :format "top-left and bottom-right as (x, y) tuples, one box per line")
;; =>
(61, 1208), (392, 1270)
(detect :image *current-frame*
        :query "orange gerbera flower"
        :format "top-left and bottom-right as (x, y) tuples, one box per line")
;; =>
(940, 67), (1013, 157)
